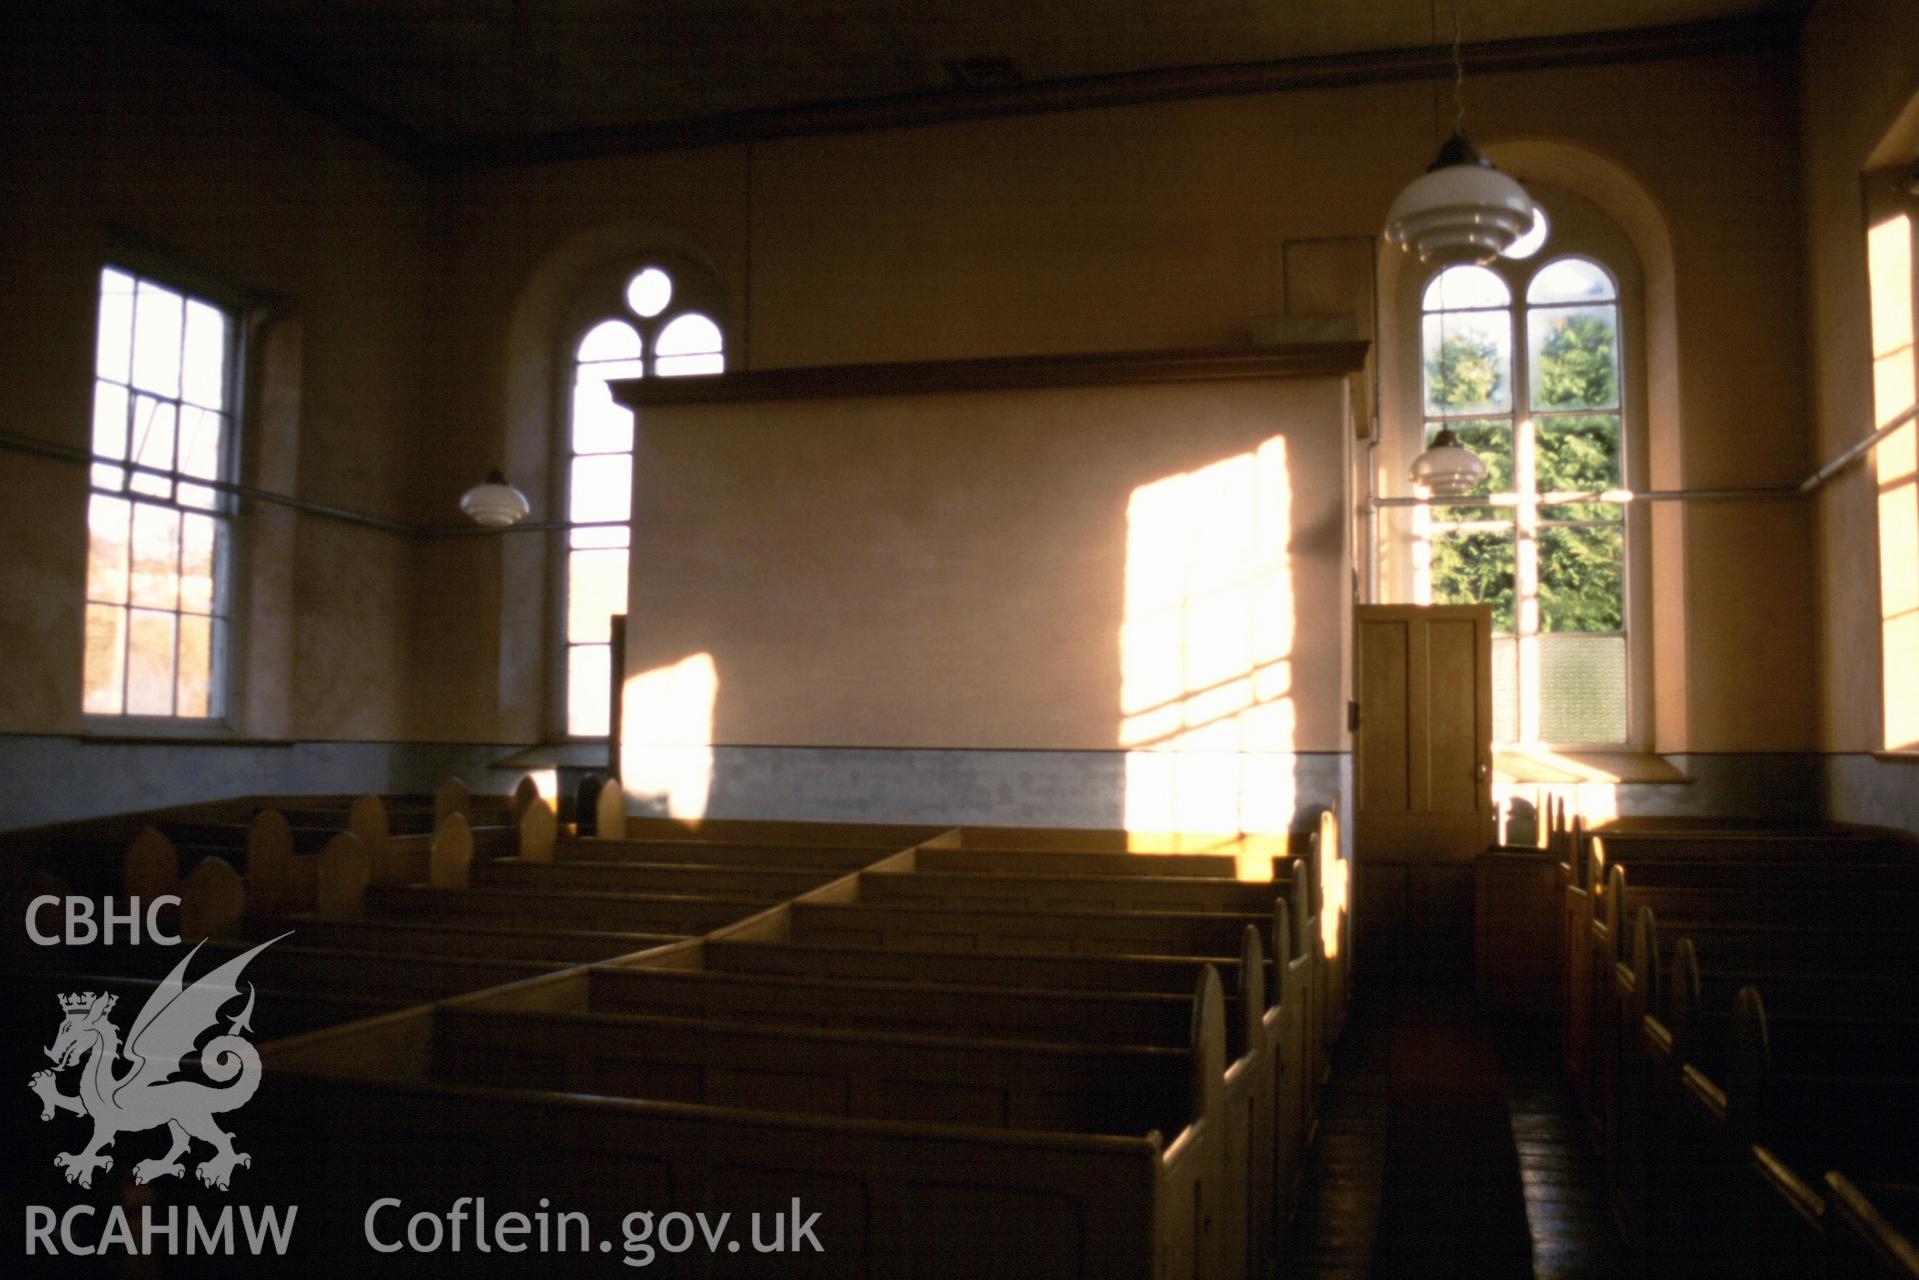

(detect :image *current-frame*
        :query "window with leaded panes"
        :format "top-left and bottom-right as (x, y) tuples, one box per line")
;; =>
(1413, 256), (1628, 745)
(562, 263), (725, 737)
(83, 267), (236, 720)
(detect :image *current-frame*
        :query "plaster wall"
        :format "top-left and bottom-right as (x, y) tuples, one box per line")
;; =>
(1, 3), (435, 743)
(1801, 0), (1919, 755)
(436, 43), (1816, 755)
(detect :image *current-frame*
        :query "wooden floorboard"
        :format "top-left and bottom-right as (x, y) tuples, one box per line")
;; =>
(1284, 984), (1626, 1280)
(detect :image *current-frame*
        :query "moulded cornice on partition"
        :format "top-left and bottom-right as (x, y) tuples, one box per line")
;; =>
(608, 341), (1371, 409)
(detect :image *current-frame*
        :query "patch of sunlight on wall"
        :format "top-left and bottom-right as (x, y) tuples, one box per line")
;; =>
(619, 653), (719, 820)
(526, 769), (559, 802)
(1121, 437), (1296, 877)
(1871, 214), (1919, 749)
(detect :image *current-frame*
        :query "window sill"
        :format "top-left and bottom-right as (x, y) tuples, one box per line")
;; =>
(80, 718), (283, 746)
(1493, 748), (1689, 785)
(490, 741), (611, 770)
(1870, 751), (1919, 765)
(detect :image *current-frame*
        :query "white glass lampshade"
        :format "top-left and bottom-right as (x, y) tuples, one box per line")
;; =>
(1409, 428), (1487, 497)
(1386, 133), (1539, 266)
(459, 469), (531, 528)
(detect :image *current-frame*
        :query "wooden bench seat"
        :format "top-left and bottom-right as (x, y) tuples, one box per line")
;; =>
(580, 963), (1204, 1045)
(361, 883), (775, 935)
(1594, 833), (1918, 864)
(1608, 859), (1919, 891)
(242, 914), (681, 962)
(555, 834), (884, 870)
(1658, 920), (1919, 971)
(474, 857), (838, 899)
(857, 867), (1286, 914)
(790, 900), (1270, 957)
(222, 942), (574, 1001)
(430, 993), (1195, 1135)
(1685, 1008), (1919, 1077)
(1616, 884), (1919, 926)
(703, 937), (1268, 996)
(914, 846), (1248, 878)
(5, 972), (398, 1043)
(1693, 970), (1914, 1018)
(608, 816), (944, 848)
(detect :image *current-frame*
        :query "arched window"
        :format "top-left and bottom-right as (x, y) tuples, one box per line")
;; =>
(561, 260), (725, 737)
(1411, 247), (1631, 746)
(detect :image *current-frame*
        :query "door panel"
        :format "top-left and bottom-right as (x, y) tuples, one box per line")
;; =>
(1353, 605), (1494, 976)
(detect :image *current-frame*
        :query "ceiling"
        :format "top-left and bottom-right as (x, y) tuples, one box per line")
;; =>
(129, 0), (1796, 170)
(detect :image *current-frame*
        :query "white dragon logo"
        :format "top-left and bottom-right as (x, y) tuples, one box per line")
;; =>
(28, 934), (286, 1192)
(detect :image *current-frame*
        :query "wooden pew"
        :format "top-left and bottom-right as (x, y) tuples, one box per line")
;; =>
(361, 883), (779, 935)
(249, 966), (1235, 1278)
(1625, 916), (1919, 1278)
(432, 979), (1195, 1135)
(580, 962), (1203, 1045)
(676, 887), (1316, 1277)
(474, 857), (840, 900)
(856, 867), (1286, 914)
(1825, 1171), (1919, 1279)
(790, 900), (1269, 957)
(605, 809), (947, 849)
(554, 835), (886, 870)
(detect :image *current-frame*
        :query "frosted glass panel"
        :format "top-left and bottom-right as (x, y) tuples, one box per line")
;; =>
(1539, 633), (1628, 744)
(1491, 635), (1518, 745)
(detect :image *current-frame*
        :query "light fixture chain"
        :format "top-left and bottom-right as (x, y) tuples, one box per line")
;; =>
(1451, 0), (1466, 136)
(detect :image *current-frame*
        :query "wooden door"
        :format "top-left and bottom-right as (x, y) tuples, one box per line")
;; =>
(1352, 604), (1495, 975)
